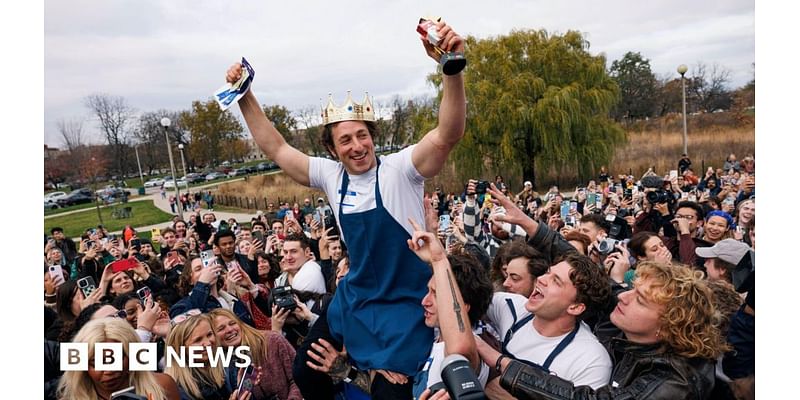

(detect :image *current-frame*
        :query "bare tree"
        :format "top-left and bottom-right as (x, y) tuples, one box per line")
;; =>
(57, 118), (85, 152)
(85, 94), (135, 177)
(689, 62), (733, 112)
(296, 105), (323, 157)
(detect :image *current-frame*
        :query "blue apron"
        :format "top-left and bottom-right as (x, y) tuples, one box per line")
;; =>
(326, 160), (434, 376)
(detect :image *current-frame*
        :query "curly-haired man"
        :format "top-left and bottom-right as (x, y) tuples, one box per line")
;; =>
(476, 252), (614, 393)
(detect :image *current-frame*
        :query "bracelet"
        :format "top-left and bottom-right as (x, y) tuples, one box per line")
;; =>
(45, 293), (57, 298)
(495, 354), (508, 372)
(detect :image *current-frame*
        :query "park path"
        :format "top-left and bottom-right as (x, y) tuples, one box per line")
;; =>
(53, 177), (262, 239)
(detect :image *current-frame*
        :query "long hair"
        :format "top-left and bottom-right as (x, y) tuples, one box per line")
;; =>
(164, 314), (225, 399)
(207, 308), (268, 367)
(56, 318), (168, 400)
(634, 262), (730, 360)
(55, 279), (80, 322)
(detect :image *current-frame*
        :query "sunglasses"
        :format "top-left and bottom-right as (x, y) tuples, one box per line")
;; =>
(170, 309), (202, 327)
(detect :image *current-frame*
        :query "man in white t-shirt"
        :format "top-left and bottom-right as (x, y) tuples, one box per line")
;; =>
(274, 233), (326, 296)
(225, 18), (466, 399)
(476, 253), (614, 394)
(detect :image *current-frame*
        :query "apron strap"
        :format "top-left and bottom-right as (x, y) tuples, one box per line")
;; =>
(541, 322), (581, 371)
(501, 298), (533, 353)
(337, 158), (382, 218)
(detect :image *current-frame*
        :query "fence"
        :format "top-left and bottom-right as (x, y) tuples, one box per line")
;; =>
(214, 194), (305, 211)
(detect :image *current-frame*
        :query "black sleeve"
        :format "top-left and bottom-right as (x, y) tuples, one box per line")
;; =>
(527, 222), (578, 264)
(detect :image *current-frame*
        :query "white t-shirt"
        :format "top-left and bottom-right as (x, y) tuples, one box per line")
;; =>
(486, 292), (612, 389)
(274, 260), (327, 296)
(424, 341), (489, 393)
(308, 145), (425, 241)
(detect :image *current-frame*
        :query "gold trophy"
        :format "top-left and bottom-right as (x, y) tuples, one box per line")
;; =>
(417, 16), (466, 75)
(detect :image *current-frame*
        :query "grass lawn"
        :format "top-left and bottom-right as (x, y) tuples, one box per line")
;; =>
(44, 200), (173, 238)
(44, 202), (99, 216)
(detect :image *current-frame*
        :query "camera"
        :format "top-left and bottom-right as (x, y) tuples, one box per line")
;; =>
(272, 285), (297, 311)
(438, 354), (486, 399)
(474, 181), (490, 195)
(597, 238), (623, 256)
(646, 189), (671, 204)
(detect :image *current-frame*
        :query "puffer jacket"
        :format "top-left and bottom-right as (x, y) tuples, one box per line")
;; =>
(500, 337), (716, 400)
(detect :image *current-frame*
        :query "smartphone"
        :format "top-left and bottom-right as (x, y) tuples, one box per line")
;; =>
(586, 193), (597, 207)
(48, 265), (65, 286)
(669, 170), (678, 180)
(110, 386), (147, 400)
(111, 258), (138, 273)
(151, 228), (161, 241)
(569, 201), (578, 212)
(688, 193), (697, 202)
(632, 186), (639, 197)
(560, 201), (570, 220)
(252, 230), (265, 244)
(237, 365), (256, 399)
(595, 193), (603, 209)
(200, 250), (217, 269)
(134, 252), (148, 262)
(77, 276), (97, 297)
(167, 250), (182, 265)
(438, 215), (451, 232)
(130, 238), (141, 249)
(136, 286), (152, 307)
(285, 212), (295, 221)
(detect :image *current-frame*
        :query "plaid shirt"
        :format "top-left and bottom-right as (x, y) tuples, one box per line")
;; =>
(463, 197), (526, 259)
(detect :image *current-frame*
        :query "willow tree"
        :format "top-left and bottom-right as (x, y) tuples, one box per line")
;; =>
(429, 29), (626, 185)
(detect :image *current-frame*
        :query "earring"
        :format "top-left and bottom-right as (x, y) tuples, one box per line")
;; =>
(655, 328), (661, 339)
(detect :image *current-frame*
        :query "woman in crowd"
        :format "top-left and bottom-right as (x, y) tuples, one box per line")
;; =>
(209, 308), (302, 399)
(103, 260), (166, 302)
(493, 262), (728, 399)
(628, 231), (673, 264)
(735, 199), (755, 237)
(56, 318), (181, 400)
(170, 256), (254, 326)
(255, 251), (281, 289)
(164, 313), (248, 400)
(703, 210), (734, 244)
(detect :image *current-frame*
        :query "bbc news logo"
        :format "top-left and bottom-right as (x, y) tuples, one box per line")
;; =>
(60, 343), (251, 371)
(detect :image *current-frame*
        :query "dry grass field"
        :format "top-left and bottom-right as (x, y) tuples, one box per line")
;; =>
(214, 173), (325, 209)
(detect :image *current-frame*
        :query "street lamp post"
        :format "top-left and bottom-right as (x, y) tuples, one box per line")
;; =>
(134, 144), (144, 186)
(177, 143), (188, 182)
(677, 64), (689, 156)
(160, 117), (183, 219)
(91, 157), (104, 227)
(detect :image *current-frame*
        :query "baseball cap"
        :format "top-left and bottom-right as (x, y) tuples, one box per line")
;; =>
(524, 181), (532, 187)
(317, 197), (325, 202)
(695, 239), (751, 265)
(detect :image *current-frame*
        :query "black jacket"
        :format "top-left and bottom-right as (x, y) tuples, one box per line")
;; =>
(526, 220), (579, 264)
(500, 335), (716, 400)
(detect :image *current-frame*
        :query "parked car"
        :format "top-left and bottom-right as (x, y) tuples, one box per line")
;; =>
(144, 178), (165, 188)
(184, 173), (205, 184)
(164, 179), (188, 189)
(205, 172), (226, 181)
(44, 201), (60, 210)
(44, 191), (68, 204)
(57, 189), (96, 207)
(228, 167), (252, 177)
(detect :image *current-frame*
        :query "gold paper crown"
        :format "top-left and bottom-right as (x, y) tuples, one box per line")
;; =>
(321, 91), (375, 126)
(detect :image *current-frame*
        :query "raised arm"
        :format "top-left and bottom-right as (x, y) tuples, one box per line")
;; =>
(408, 219), (480, 370)
(227, 63), (311, 186)
(412, 20), (467, 178)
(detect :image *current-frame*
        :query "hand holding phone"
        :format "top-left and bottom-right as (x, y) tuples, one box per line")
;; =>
(77, 276), (97, 297)
(111, 258), (138, 273)
(48, 265), (65, 287)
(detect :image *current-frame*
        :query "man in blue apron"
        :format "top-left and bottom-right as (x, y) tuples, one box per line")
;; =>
(224, 18), (466, 399)
(474, 253), (614, 395)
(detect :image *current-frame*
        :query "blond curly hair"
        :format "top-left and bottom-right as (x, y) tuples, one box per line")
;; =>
(634, 262), (730, 360)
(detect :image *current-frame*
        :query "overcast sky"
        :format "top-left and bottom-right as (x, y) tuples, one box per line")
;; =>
(44, 0), (754, 147)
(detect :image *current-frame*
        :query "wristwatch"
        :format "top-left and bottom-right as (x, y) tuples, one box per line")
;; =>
(343, 365), (359, 383)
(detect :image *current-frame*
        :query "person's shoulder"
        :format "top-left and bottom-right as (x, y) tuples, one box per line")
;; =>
(153, 372), (181, 399)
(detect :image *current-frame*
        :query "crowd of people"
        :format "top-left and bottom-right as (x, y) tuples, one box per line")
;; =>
(43, 18), (755, 400)
(43, 151), (756, 400)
